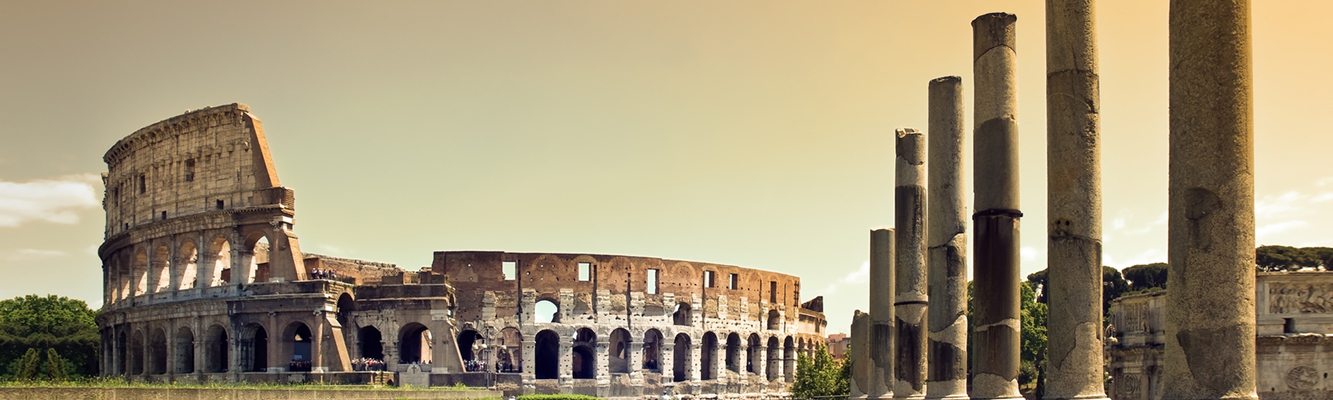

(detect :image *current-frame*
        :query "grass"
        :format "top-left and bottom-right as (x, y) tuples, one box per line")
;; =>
(0, 376), (490, 391)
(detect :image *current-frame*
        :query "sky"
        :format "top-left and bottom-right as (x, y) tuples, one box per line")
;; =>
(1, 1), (1330, 335)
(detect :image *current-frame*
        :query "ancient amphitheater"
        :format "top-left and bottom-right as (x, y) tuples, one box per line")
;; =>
(95, 103), (828, 398)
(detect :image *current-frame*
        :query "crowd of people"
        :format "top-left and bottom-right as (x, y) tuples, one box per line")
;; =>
(352, 358), (387, 371)
(310, 268), (340, 281)
(288, 359), (312, 372)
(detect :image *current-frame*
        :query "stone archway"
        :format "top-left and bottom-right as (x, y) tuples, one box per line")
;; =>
(535, 329), (560, 379)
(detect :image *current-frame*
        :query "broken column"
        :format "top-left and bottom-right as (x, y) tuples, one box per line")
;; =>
(971, 12), (1023, 400)
(851, 310), (870, 400)
(926, 76), (968, 400)
(869, 229), (895, 400)
(895, 129), (927, 399)
(1044, 1), (1110, 399)
(1163, 0), (1256, 398)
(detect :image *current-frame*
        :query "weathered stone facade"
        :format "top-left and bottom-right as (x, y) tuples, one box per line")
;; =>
(1108, 272), (1333, 400)
(95, 104), (826, 398)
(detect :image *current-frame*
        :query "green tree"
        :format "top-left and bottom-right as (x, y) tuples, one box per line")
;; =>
(0, 295), (99, 379)
(16, 348), (40, 381)
(1255, 245), (1322, 272)
(790, 343), (848, 399)
(1122, 263), (1169, 292)
(1019, 281), (1047, 395)
(45, 348), (67, 382)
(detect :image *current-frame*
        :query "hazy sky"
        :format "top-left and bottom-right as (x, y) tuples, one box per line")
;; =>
(2, 1), (1330, 334)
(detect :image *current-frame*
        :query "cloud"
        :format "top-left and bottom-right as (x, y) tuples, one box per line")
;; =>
(1, 249), (67, 261)
(1258, 220), (1311, 241)
(1256, 190), (1305, 220)
(1021, 247), (1037, 262)
(0, 174), (101, 228)
(1317, 177), (1333, 187)
(1313, 192), (1333, 203)
(841, 260), (869, 284)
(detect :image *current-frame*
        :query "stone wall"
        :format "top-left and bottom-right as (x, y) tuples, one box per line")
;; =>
(0, 386), (499, 400)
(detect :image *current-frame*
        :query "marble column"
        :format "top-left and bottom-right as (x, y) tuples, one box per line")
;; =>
(927, 76), (969, 400)
(895, 128), (928, 399)
(971, 12), (1023, 400)
(869, 229), (895, 400)
(1045, 1), (1110, 399)
(851, 311), (870, 399)
(1163, 0), (1256, 398)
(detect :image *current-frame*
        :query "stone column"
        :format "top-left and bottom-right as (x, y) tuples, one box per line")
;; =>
(895, 128), (928, 399)
(597, 337), (611, 384)
(850, 311), (870, 399)
(690, 340), (703, 383)
(312, 314), (325, 373)
(927, 75), (969, 400)
(755, 344), (767, 381)
(1163, 0), (1256, 398)
(868, 229), (895, 400)
(971, 12), (1024, 400)
(1045, 1), (1111, 399)
(630, 341), (645, 384)
(661, 341), (675, 385)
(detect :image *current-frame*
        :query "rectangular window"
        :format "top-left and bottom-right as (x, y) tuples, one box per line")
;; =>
(216, 199), (225, 210)
(503, 261), (517, 281)
(729, 273), (738, 290)
(138, 175), (146, 194)
(184, 159), (196, 182)
(647, 269), (660, 294)
(770, 281), (778, 303)
(704, 271), (715, 288)
(578, 262), (591, 281)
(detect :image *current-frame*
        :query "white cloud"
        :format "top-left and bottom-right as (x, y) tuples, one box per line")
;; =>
(1021, 246), (1037, 262)
(1255, 190), (1304, 220)
(1317, 177), (1333, 187)
(841, 260), (870, 284)
(0, 174), (100, 228)
(1312, 192), (1333, 203)
(1, 249), (67, 261)
(1257, 220), (1311, 241)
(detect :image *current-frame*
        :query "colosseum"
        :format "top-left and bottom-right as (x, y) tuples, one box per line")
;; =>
(95, 103), (829, 398)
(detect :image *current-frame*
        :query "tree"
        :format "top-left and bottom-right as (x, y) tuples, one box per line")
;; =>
(16, 348), (40, 381)
(0, 295), (99, 379)
(1019, 281), (1047, 395)
(1255, 245), (1322, 272)
(790, 343), (848, 399)
(1122, 263), (1168, 292)
(45, 348), (67, 382)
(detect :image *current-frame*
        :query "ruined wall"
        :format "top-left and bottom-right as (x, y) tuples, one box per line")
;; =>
(304, 254), (402, 285)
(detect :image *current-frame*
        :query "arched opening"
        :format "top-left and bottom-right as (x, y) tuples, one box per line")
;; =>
(336, 293), (354, 327)
(114, 330), (127, 376)
(240, 324), (268, 372)
(725, 333), (741, 372)
(535, 299), (560, 323)
(204, 325), (228, 373)
(359, 326), (384, 361)
(285, 322), (313, 371)
(175, 326), (195, 374)
(783, 336), (795, 382)
(701, 332), (717, 380)
(572, 328), (596, 379)
(151, 246), (171, 293)
(133, 250), (148, 296)
(767, 309), (780, 330)
(535, 329), (560, 379)
(642, 329), (663, 372)
(240, 233), (269, 284)
(609, 328), (631, 374)
(398, 323), (432, 364)
(208, 237), (231, 286)
(130, 330), (145, 375)
(673, 303), (692, 326)
(149, 328), (167, 374)
(497, 327), (522, 373)
(766, 336), (780, 381)
(747, 333), (761, 374)
(457, 329), (482, 365)
(177, 241), (198, 290)
(673, 333), (691, 382)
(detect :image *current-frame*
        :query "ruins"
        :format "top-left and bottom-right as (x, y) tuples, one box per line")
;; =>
(895, 128), (928, 399)
(94, 104), (828, 398)
(926, 76), (968, 400)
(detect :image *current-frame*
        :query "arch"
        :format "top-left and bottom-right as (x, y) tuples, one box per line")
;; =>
(673, 333), (691, 382)
(148, 327), (167, 374)
(130, 329), (145, 375)
(174, 326), (195, 374)
(673, 302), (692, 326)
(398, 322), (432, 364)
(535, 299), (560, 323)
(204, 325), (229, 373)
(725, 332), (741, 372)
(642, 329), (663, 372)
(240, 323), (268, 372)
(497, 327), (522, 373)
(701, 332), (718, 380)
(747, 333), (761, 374)
(535, 329), (560, 379)
(766, 336), (780, 381)
(152, 246), (171, 293)
(609, 328), (631, 374)
(457, 329), (482, 362)
(133, 249), (148, 296)
(240, 232), (269, 284)
(358, 326), (384, 361)
(783, 336), (795, 382)
(572, 327), (596, 379)
(283, 322), (313, 371)
(767, 309), (781, 330)
(177, 241), (198, 290)
(207, 237), (231, 286)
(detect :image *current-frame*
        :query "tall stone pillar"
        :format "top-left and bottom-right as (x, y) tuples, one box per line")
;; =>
(312, 314), (325, 373)
(869, 229), (895, 400)
(1163, 0), (1256, 398)
(630, 341), (645, 384)
(851, 311), (870, 399)
(895, 129), (928, 399)
(1045, 1), (1111, 399)
(690, 341), (703, 384)
(755, 344), (767, 381)
(661, 341), (675, 386)
(927, 76), (969, 400)
(971, 12), (1024, 400)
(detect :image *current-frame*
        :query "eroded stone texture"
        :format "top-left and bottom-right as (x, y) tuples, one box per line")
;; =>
(927, 76), (968, 400)
(894, 129), (927, 399)
(870, 229), (896, 400)
(852, 310), (870, 400)
(1044, 0), (1110, 399)
(971, 13), (1024, 400)
(1163, 0), (1256, 398)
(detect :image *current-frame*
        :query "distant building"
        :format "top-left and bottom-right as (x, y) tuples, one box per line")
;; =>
(825, 333), (849, 360)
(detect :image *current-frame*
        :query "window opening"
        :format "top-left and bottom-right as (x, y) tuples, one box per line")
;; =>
(161, 211), (167, 220)
(729, 273), (738, 289)
(704, 271), (715, 288)
(216, 200), (224, 210)
(647, 269), (659, 294)
(503, 261), (517, 281)
(770, 281), (777, 303)
(139, 175), (146, 194)
(184, 159), (195, 182)
(578, 262), (591, 281)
